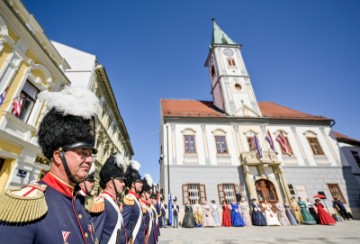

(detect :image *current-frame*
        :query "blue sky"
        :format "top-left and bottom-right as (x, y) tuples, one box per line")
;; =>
(22, 0), (360, 182)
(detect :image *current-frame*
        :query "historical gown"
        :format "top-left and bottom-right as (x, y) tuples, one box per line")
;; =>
(251, 202), (267, 226)
(314, 202), (336, 225)
(275, 202), (290, 226)
(298, 200), (316, 225)
(211, 203), (221, 226)
(284, 202), (298, 225)
(182, 205), (195, 228)
(262, 202), (280, 226)
(202, 204), (216, 227)
(307, 201), (320, 224)
(222, 203), (232, 227)
(290, 199), (303, 224)
(231, 202), (245, 227)
(193, 203), (203, 227)
(239, 200), (252, 226)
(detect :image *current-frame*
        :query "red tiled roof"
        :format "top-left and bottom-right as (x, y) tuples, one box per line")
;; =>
(333, 131), (360, 146)
(161, 99), (331, 121)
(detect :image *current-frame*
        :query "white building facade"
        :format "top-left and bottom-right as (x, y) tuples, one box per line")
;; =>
(160, 20), (360, 218)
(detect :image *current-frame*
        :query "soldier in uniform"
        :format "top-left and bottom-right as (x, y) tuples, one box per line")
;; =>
(91, 153), (128, 243)
(121, 160), (143, 244)
(139, 174), (154, 244)
(159, 197), (167, 228)
(0, 86), (99, 243)
(79, 163), (96, 198)
(150, 188), (160, 244)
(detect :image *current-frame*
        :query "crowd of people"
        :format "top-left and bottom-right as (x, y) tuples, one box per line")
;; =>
(0, 87), (163, 244)
(167, 195), (352, 229)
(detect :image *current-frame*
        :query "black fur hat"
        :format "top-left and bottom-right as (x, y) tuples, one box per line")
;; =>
(140, 174), (153, 193)
(99, 153), (127, 189)
(150, 185), (158, 199)
(124, 160), (141, 188)
(37, 86), (99, 160)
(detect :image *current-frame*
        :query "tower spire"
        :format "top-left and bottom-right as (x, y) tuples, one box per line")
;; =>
(211, 18), (236, 46)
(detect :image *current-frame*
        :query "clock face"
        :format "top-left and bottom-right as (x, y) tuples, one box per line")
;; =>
(223, 48), (234, 56)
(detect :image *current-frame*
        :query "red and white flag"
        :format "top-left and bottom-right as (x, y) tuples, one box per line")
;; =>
(276, 131), (292, 155)
(11, 96), (24, 117)
(265, 130), (277, 153)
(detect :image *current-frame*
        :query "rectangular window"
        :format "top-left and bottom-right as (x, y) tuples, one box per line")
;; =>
(351, 151), (360, 168)
(277, 136), (293, 155)
(16, 81), (39, 122)
(0, 158), (5, 172)
(182, 183), (207, 205)
(211, 66), (216, 77)
(327, 183), (346, 204)
(288, 184), (296, 196)
(218, 183), (237, 204)
(227, 58), (236, 67)
(307, 137), (324, 155)
(184, 135), (196, 154)
(215, 136), (228, 154)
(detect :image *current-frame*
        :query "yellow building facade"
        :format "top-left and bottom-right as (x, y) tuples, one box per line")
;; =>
(0, 0), (134, 193)
(0, 0), (71, 192)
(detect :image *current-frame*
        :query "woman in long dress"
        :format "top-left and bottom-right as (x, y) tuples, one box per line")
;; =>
(261, 200), (281, 226)
(182, 202), (195, 228)
(239, 197), (252, 226)
(210, 200), (221, 226)
(221, 200), (231, 227)
(250, 198), (267, 226)
(275, 200), (290, 226)
(297, 197), (316, 225)
(202, 202), (216, 227)
(193, 200), (203, 227)
(230, 200), (245, 227)
(307, 198), (320, 224)
(314, 199), (336, 225)
(284, 199), (298, 225)
(290, 197), (303, 224)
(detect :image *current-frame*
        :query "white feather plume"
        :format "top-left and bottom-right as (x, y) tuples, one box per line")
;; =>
(37, 86), (99, 119)
(88, 162), (96, 175)
(144, 173), (153, 186)
(115, 153), (127, 172)
(130, 160), (141, 171)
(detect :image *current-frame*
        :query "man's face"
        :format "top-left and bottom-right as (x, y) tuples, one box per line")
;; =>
(134, 180), (143, 193)
(64, 148), (95, 182)
(151, 198), (158, 205)
(84, 180), (94, 192)
(114, 178), (126, 193)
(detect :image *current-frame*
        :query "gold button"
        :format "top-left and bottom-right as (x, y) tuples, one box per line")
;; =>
(78, 213), (83, 219)
(84, 232), (88, 238)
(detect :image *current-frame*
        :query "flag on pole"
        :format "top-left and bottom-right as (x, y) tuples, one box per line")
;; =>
(253, 135), (262, 158)
(168, 194), (173, 226)
(11, 95), (24, 117)
(0, 89), (6, 106)
(265, 130), (277, 153)
(276, 132), (292, 155)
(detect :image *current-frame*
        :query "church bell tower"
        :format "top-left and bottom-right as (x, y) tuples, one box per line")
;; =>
(204, 19), (262, 118)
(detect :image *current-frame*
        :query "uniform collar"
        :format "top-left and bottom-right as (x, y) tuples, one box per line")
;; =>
(42, 172), (74, 197)
(140, 199), (149, 206)
(128, 190), (139, 199)
(102, 190), (116, 201)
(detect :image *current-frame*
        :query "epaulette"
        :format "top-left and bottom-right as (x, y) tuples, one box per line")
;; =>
(123, 195), (134, 206)
(89, 196), (105, 213)
(0, 183), (48, 223)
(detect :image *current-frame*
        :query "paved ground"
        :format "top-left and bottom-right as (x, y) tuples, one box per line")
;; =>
(158, 220), (359, 244)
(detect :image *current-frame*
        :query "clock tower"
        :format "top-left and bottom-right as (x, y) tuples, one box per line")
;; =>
(204, 19), (262, 118)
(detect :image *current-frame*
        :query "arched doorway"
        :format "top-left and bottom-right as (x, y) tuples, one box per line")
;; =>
(255, 179), (278, 205)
